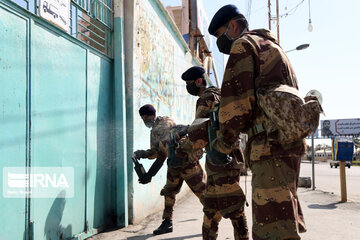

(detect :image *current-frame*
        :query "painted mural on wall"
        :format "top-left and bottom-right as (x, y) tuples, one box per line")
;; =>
(134, 0), (196, 125)
(135, 1), (174, 108)
(131, 0), (200, 222)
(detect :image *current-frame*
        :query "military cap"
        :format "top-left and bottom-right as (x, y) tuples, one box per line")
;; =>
(139, 104), (156, 116)
(208, 4), (241, 36)
(181, 66), (205, 81)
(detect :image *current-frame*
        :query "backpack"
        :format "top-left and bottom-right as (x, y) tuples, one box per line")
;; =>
(256, 84), (323, 146)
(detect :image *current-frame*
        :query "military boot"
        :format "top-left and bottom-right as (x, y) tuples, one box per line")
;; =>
(153, 219), (173, 235)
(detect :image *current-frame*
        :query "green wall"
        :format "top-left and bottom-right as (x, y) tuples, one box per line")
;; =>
(0, 1), (119, 239)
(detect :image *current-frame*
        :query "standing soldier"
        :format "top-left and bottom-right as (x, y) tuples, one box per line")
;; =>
(180, 66), (249, 240)
(208, 5), (306, 240)
(133, 104), (206, 235)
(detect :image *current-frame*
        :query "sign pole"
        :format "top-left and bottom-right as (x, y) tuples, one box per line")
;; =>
(311, 133), (315, 190)
(340, 161), (347, 202)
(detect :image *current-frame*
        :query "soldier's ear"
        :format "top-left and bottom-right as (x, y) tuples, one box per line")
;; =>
(195, 77), (203, 87)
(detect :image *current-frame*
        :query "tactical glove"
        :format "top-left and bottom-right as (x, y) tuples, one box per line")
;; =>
(139, 173), (152, 184)
(133, 150), (146, 159)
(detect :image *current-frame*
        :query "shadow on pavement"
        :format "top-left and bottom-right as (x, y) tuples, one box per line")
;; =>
(126, 233), (154, 239)
(159, 233), (202, 240)
(308, 202), (340, 210)
(178, 218), (198, 223)
(125, 233), (202, 240)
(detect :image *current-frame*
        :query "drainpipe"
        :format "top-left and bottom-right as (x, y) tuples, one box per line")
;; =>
(114, 0), (128, 227)
(123, 0), (135, 224)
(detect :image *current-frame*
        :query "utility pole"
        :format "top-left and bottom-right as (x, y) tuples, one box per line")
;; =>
(268, 0), (280, 43)
(268, 0), (271, 30)
(188, 0), (196, 56)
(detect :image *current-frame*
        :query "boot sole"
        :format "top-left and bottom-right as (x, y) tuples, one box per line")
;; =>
(153, 228), (173, 235)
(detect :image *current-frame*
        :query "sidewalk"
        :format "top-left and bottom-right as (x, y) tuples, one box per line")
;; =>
(89, 182), (360, 240)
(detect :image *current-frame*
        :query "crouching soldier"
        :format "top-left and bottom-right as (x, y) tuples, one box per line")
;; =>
(133, 104), (206, 235)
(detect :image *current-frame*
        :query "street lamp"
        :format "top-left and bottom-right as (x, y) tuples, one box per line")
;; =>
(285, 43), (310, 53)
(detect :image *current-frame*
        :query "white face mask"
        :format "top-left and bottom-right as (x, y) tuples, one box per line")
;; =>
(144, 119), (155, 128)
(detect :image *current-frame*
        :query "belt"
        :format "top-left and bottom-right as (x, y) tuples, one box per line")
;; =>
(247, 123), (266, 139)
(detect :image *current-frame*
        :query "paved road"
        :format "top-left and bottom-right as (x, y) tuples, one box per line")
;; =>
(90, 162), (360, 240)
(90, 185), (360, 240)
(300, 161), (360, 202)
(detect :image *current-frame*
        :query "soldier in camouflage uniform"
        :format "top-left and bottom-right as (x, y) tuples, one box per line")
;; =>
(208, 5), (306, 240)
(133, 104), (206, 235)
(180, 66), (249, 240)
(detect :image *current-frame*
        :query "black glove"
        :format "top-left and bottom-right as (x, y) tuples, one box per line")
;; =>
(133, 150), (146, 159)
(207, 148), (232, 166)
(139, 173), (152, 184)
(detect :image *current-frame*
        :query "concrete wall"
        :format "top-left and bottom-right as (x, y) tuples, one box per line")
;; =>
(127, 0), (201, 223)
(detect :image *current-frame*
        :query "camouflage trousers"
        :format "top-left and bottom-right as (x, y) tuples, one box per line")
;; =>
(160, 161), (206, 220)
(202, 160), (249, 240)
(251, 157), (306, 240)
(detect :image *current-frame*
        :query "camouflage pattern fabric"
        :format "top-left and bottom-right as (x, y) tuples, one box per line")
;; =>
(135, 116), (176, 162)
(160, 160), (206, 220)
(257, 85), (323, 147)
(251, 157), (306, 240)
(212, 28), (306, 160)
(179, 87), (221, 153)
(212, 29), (306, 239)
(182, 87), (248, 239)
(195, 87), (221, 119)
(188, 118), (210, 150)
(175, 87), (222, 161)
(175, 135), (205, 164)
(136, 116), (207, 220)
(203, 159), (249, 240)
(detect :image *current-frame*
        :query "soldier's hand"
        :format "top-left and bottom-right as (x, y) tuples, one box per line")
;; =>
(138, 173), (152, 184)
(178, 138), (193, 153)
(133, 150), (146, 159)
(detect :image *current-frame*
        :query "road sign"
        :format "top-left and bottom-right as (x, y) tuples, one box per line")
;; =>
(321, 118), (360, 137)
(39, 0), (70, 31)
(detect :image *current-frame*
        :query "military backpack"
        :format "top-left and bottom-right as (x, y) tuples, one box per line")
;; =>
(254, 84), (323, 146)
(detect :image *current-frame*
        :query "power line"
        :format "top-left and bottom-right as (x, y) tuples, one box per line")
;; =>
(249, 4), (267, 16)
(280, 0), (305, 18)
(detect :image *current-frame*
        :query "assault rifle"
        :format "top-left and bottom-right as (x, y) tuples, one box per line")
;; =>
(168, 124), (189, 168)
(207, 104), (232, 165)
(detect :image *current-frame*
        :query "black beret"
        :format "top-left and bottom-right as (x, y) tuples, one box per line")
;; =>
(181, 66), (205, 81)
(139, 104), (156, 116)
(208, 4), (241, 36)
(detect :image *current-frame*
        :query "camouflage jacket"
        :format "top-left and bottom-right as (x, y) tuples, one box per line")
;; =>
(140, 116), (176, 162)
(177, 87), (221, 159)
(179, 86), (244, 171)
(195, 87), (221, 118)
(213, 29), (306, 162)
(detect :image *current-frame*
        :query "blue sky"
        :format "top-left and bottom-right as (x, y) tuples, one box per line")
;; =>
(162, 0), (360, 123)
